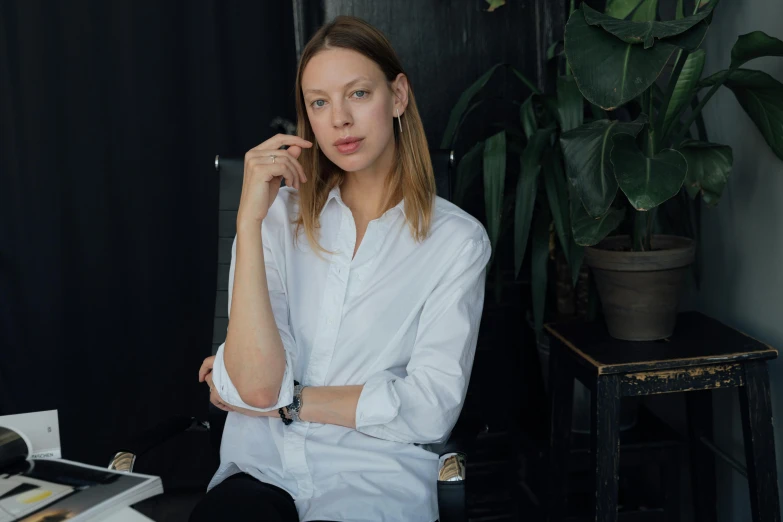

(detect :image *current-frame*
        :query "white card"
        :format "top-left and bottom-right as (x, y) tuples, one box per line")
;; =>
(0, 410), (61, 459)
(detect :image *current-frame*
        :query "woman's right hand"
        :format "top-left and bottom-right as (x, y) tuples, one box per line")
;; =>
(238, 134), (312, 225)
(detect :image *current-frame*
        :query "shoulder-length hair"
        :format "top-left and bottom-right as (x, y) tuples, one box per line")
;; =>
(292, 15), (435, 256)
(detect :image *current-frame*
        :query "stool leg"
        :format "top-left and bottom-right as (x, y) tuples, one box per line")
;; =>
(591, 375), (621, 522)
(687, 390), (717, 522)
(739, 360), (781, 522)
(548, 338), (574, 522)
(663, 446), (682, 522)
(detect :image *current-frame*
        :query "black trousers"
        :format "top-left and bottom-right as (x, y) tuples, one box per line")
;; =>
(188, 472), (338, 522)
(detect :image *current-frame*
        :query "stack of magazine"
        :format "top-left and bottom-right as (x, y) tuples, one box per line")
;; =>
(0, 426), (163, 522)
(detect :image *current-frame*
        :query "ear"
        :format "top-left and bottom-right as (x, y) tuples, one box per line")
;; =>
(391, 73), (409, 117)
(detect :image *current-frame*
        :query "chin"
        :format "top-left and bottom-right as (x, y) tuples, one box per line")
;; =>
(325, 151), (376, 173)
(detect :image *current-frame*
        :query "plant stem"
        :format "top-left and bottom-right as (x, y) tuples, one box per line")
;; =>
(670, 71), (728, 145)
(570, 0), (576, 15)
(640, 89), (651, 119)
(691, 95), (709, 141)
(648, 85), (654, 121)
(657, 50), (689, 143)
(646, 207), (657, 242)
(632, 210), (649, 251)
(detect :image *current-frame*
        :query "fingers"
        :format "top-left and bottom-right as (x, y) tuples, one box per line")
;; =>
(198, 356), (216, 382)
(286, 145), (303, 160)
(210, 390), (233, 412)
(247, 148), (307, 184)
(276, 155), (304, 190)
(252, 134), (312, 153)
(280, 149), (307, 182)
(245, 150), (307, 189)
(205, 377), (233, 411)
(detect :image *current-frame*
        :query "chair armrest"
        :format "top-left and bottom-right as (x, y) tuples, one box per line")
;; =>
(435, 413), (488, 522)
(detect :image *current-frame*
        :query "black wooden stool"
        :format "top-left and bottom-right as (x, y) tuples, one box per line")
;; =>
(546, 311), (780, 522)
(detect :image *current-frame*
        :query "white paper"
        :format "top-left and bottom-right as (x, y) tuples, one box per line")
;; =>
(0, 475), (74, 520)
(0, 410), (61, 459)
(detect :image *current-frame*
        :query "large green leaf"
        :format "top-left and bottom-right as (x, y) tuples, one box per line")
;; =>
(544, 150), (585, 287)
(543, 151), (571, 263)
(611, 133), (688, 210)
(441, 64), (503, 149)
(510, 66), (542, 96)
(678, 140), (733, 206)
(701, 69), (783, 160)
(484, 131), (506, 260)
(547, 40), (562, 61)
(730, 31), (783, 70)
(605, 0), (658, 21)
(485, 0), (505, 12)
(557, 76), (584, 133)
(662, 49), (706, 139)
(565, 9), (676, 109)
(663, 20), (710, 51)
(583, 0), (716, 49)
(531, 203), (551, 335)
(520, 94), (537, 139)
(514, 128), (554, 278)
(569, 241), (585, 289)
(570, 184), (626, 246)
(560, 115), (647, 217)
(453, 141), (484, 208)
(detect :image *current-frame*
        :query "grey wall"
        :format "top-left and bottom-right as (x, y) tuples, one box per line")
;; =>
(696, 0), (783, 519)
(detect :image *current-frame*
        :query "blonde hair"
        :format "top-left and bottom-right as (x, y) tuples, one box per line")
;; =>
(292, 15), (436, 256)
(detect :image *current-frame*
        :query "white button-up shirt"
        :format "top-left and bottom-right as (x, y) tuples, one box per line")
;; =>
(209, 184), (491, 522)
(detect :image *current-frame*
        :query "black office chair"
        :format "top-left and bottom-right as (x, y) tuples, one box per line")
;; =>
(109, 148), (487, 522)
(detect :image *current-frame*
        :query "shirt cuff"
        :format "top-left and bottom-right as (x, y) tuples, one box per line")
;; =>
(212, 343), (295, 412)
(354, 370), (402, 429)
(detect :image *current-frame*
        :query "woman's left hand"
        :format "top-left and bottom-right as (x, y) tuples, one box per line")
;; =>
(199, 355), (283, 418)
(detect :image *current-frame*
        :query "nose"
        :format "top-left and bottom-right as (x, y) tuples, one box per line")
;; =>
(331, 100), (352, 129)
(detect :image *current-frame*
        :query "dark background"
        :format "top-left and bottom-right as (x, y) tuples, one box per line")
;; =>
(1, 1), (563, 507)
(0, 0), (298, 466)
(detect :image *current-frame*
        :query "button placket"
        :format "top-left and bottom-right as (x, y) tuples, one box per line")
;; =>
(285, 206), (355, 499)
(351, 217), (391, 294)
(305, 208), (353, 387)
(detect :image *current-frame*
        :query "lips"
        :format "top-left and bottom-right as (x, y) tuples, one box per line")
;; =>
(334, 136), (364, 154)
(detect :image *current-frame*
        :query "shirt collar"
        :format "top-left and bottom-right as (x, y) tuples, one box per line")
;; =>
(322, 184), (406, 219)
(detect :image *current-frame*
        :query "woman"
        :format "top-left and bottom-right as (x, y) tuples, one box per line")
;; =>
(190, 15), (491, 522)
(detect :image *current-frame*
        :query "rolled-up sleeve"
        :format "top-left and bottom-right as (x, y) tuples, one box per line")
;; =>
(211, 229), (296, 412)
(354, 234), (491, 444)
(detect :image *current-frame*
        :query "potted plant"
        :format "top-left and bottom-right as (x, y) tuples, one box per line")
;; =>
(560, 0), (783, 340)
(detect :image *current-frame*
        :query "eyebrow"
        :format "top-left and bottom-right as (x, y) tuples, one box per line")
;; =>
(303, 76), (373, 96)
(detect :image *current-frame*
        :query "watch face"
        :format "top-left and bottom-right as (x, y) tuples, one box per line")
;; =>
(292, 396), (301, 410)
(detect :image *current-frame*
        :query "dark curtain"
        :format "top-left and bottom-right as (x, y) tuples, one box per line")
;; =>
(0, 0), (299, 475)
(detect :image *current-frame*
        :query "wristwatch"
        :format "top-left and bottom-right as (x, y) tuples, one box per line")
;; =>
(287, 382), (305, 423)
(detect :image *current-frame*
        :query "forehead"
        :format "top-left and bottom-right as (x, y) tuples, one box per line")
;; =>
(302, 48), (385, 91)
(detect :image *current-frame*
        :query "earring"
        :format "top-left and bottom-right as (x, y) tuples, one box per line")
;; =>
(396, 108), (403, 134)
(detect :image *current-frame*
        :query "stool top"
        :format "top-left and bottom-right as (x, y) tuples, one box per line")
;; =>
(544, 311), (778, 375)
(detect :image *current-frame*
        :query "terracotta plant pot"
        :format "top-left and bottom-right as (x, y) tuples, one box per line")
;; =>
(585, 235), (696, 341)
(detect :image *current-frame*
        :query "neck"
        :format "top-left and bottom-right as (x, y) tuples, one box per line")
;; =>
(341, 140), (396, 222)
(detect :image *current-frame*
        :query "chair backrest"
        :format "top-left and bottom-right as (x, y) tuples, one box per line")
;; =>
(211, 149), (454, 355)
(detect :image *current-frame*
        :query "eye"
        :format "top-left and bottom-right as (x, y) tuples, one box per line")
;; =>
(311, 99), (326, 109)
(353, 90), (368, 99)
